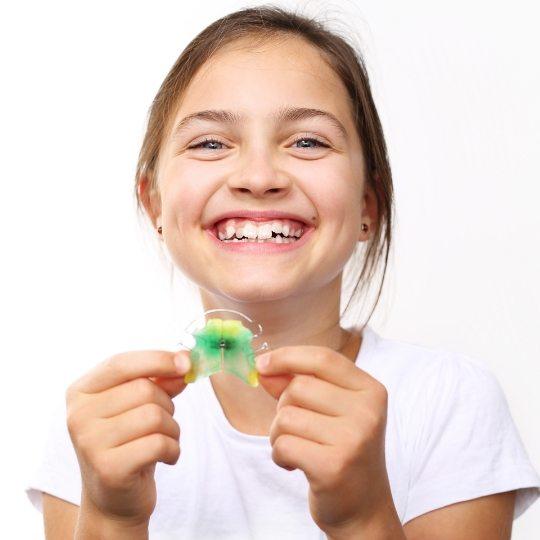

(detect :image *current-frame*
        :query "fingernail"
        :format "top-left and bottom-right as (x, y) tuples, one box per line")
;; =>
(256, 353), (271, 372)
(174, 352), (190, 373)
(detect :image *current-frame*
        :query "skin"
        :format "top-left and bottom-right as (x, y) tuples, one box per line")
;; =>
(138, 36), (516, 537)
(64, 349), (192, 536)
(140, 35), (376, 435)
(141, 39), (384, 531)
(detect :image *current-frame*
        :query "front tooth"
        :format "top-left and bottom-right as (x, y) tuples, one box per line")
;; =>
(235, 227), (244, 239)
(243, 222), (258, 239)
(257, 223), (273, 239)
(282, 223), (290, 236)
(271, 221), (283, 235)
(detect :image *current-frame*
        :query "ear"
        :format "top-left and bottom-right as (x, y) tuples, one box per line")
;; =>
(138, 174), (162, 231)
(359, 179), (379, 242)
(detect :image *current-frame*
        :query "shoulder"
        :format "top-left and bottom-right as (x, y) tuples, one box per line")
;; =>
(362, 326), (491, 371)
(359, 326), (505, 411)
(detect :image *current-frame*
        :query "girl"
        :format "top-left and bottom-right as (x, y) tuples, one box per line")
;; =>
(26, 6), (539, 539)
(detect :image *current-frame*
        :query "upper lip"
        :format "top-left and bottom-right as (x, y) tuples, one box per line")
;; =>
(207, 209), (313, 229)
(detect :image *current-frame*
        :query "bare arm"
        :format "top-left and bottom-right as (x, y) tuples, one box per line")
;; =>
(43, 492), (78, 539)
(403, 490), (516, 540)
(42, 491), (149, 539)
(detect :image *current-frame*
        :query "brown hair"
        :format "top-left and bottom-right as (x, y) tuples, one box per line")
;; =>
(134, 4), (393, 325)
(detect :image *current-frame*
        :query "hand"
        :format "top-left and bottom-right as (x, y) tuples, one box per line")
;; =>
(256, 345), (394, 536)
(65, 350), (191, 527)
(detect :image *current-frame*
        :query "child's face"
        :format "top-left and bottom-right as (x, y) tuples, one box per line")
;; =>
(149, 36), (374, 304)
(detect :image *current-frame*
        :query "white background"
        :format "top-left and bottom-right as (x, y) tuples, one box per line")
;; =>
(2, 0), (538, 537)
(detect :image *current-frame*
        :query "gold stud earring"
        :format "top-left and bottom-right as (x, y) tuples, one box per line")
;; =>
(361, 223), (368, 232)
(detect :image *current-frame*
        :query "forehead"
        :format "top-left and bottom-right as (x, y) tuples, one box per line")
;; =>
(173, 36), (352, 125)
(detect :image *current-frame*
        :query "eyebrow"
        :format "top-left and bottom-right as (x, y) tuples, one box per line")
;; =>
(170, 106), (349, 140)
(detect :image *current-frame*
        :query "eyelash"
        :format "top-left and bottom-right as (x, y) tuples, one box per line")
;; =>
(187, 135), (330, 151)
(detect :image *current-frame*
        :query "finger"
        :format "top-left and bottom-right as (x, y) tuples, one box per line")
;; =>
(257, 346), (374, 390)
(271, 433), (329, 485)
(256, 372), (294, 401)
(107, 433), (181, 476)
(269, 404), (337, 446)
(73, 350), (191, 394)
(91, 377), (177, 418)
(149, 376), (189, 400)
(102, 403), (180, 449)
(275, 374), (356, 416)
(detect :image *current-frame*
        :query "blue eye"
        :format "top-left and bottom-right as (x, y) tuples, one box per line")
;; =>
(292, 136), (329, 149)
(188, 138), (225, 150)
(187, 136), (329, 151)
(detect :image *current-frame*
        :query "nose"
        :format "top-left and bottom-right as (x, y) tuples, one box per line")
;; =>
(226, 148), (292, 198)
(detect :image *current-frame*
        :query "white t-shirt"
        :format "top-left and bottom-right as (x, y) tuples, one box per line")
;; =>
(25, 326), (540, 539)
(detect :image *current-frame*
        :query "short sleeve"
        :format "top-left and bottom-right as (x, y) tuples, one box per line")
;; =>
(24, 398), (82, 513)
(403, 353), (540, 525)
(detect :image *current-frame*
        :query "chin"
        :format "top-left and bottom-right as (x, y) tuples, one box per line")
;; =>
(213, 279), (303, 304)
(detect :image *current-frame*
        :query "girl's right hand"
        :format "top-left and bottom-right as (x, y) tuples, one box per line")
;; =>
(65, 350), (191, 527)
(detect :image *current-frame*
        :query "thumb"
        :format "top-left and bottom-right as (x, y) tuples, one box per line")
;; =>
(149, 350), (191, 398)
(257, 372), (294, 400)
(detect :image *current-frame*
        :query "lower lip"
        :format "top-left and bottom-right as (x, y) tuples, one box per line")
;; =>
(205, 226), (315, 253)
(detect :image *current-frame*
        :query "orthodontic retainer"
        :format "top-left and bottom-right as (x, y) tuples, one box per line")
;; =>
(176, 309), (269, 387)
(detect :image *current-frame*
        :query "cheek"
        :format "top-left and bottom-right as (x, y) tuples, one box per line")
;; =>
(313, 170), (361, 219)
(160, 163), (211, 225)
(310, 169), (363, 250)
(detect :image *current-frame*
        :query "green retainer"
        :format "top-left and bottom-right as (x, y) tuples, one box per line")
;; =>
(183, 318), (260, 387)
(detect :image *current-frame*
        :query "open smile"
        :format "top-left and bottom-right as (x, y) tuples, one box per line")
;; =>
(205, 225), (315, 253)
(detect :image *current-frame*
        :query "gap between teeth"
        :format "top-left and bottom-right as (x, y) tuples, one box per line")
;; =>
(218, 226), (303, 242)
(220, 235), (299, 243)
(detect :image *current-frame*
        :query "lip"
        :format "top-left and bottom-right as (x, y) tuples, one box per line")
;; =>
(205, 225), (315, 253)
(207, 209), (313, 229)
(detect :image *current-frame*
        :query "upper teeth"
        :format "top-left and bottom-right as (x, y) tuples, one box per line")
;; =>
(216, 218), (304, 241)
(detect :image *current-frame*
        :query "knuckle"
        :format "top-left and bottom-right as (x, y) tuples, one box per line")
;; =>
(273, 434), (290, 457)
(170, 440), (181, 462)
(278, 406), (296, 429)
(152, 434), (171, 455)
(66, 409), (81, 435)
(135, 377), (156, 401)
(145, 403), (167, 427)
(315, 348), (330, 366)
(288, 375), (310, 397)
(102, 354), (125, 378)
(101, 354), (116, 370)
(66, 417), (95, 453)
(171, 419), (181, 440)
(65, 382), (84, 406)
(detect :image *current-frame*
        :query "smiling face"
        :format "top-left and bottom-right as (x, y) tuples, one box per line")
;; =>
(141, 36), (375, 305)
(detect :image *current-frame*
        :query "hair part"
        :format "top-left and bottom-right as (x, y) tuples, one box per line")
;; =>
(134, 4), (394, 326)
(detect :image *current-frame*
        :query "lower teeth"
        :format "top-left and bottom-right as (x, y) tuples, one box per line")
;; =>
(221, 236), (299, 243)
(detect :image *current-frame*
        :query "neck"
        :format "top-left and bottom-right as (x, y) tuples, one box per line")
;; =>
(198, 273), (349, 352)
(196, 273), (363, 436)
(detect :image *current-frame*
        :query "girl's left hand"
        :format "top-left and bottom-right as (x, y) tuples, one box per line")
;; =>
(255, 345), (394, 536)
